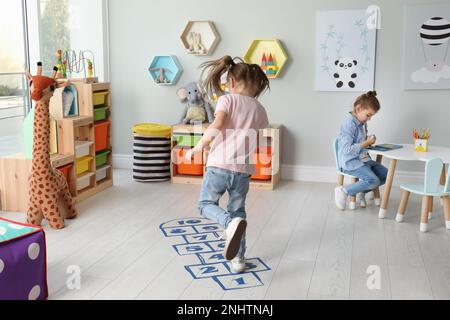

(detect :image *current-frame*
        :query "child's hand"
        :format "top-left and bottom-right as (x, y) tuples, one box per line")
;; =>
(362, 135), (376, 148)
(185, 149), (194, 161)
(184, 146), (202, 161)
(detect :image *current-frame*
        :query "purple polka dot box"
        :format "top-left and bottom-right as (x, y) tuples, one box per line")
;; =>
(0, 218), (48, 300)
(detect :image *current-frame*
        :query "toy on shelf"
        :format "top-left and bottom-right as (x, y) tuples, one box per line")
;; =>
(148, 55), (183, 86)
(148, 67), (173, 84)
(244, 39), (288, 79)
(260, 52), (279, 77)
(56, 49), (67, 78)
(26, 62), (77, 229)
(61, 49), (97, 83)
(413, 128), (431, 152)
(87, 59), (94, 78)
(180, 21), (220, 56)
(187, 32), (207, 55)
(177, 82), (215, 124)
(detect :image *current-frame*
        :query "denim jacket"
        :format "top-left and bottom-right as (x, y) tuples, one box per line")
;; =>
(337, 112), (368, 171)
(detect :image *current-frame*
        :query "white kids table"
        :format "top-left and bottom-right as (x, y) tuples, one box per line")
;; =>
(368, 144), (450, 219)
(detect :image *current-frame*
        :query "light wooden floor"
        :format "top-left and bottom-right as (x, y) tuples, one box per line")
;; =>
(2, 169), (450, 300)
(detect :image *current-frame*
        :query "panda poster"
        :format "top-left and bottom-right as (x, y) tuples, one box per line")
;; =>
(403, 4), (450, 90)
(315, 10), (377, 92)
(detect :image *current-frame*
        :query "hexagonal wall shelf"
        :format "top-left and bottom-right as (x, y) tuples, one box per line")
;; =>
(243, 39), (289, 79)
(180, 21), (220, 56)
(148, 55), (183, 86)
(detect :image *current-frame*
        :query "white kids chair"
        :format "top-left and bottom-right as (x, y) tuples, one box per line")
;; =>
(333, 138), (380, 210)
(396, 158), (450, 233)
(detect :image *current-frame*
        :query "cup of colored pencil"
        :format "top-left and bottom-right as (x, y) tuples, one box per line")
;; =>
(412, 128), (430, 152)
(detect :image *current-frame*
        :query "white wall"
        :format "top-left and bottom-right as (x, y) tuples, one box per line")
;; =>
(108, 0), (450, 177)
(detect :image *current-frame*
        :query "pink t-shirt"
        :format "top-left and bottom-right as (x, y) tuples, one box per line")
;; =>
(206, 94), (269, 175)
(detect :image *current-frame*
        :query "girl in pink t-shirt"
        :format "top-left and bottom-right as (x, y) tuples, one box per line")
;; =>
(186, 55), (270, 273)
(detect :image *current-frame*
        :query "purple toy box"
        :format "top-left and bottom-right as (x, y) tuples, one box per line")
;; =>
(0, 217), (48, 300)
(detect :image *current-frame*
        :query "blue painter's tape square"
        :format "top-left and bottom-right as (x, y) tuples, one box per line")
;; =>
(173, 242), (214, 256)
(196, 252), (227, 264)
(185, 262), (231, 279)
(206, 240), (226, 252)
(193, 224), (222, 234)
(213, 272), (264, 290)
(183, 232), (220, 244)
(161, 226), (198, 237)
(224, 258), (271, 274)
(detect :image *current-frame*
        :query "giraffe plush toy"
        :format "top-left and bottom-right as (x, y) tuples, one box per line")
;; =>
(26, 62), (77, 229)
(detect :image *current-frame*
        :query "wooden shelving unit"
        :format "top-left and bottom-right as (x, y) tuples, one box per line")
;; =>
(0, 81), (113, 211)
(170, 123), (281, 190)
(73, 82), (113, 203)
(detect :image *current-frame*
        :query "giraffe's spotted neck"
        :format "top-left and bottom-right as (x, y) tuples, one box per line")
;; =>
(32, 99), (52, 174)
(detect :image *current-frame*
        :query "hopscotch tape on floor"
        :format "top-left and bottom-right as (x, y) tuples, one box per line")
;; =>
(160, 218), (271, 291)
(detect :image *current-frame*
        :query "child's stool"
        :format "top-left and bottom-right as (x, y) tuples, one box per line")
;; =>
(333, 139), (381, 210)
(0, 218), (48, 300)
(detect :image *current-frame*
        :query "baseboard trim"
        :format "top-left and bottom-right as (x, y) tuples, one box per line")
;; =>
(113, 154), (423, 186)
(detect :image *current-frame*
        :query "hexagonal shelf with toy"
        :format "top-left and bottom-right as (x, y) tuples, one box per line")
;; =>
(243, 39), (289, 79)
(148, 55), (183, 85)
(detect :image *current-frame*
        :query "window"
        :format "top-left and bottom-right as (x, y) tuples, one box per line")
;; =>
(28, 0), (108, 81)
(0, 0), (28, 155)
(0, 0), (108, 156)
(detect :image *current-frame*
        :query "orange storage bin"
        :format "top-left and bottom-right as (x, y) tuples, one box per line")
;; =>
(173, 147), (204, 176)
(56, 163), (72, 182)
(252, 146), (272, 180)
(94, 120), (110, 152)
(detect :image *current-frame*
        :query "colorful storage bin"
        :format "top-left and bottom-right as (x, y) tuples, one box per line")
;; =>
(96, 165), (110, 182)
(94, 120), (110, 152)
(173, 133), (202, 147)
(173, 146), (204, 176)
(76, 156), (93, 176)
(93, 107), (108, 122)
(95, 150), (111, 168)
(76, 172), (94, 191)
(75, 140), (93, 158)
(56, 163), (72, 182)
(0, 218), (48, 300)
(92, 91), (109, 106)
(252, 146), (272, 180)
(132, 123), (172, 182)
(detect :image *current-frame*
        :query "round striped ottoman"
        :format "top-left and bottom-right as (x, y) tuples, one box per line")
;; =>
(132, 123), (172, 182)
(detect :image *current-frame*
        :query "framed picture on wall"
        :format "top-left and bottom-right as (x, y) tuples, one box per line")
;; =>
(403, 4), (450, 90)
(315, 10), (378, 92)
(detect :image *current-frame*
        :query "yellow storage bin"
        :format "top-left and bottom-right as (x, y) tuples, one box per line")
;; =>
(93, 91), (109, 106)
(132, 123), (171, 139)
(76, 156), (93, 176)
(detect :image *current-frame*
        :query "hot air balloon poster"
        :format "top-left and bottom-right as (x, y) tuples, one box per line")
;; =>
(403, 5), (450, 89)
(315, 10), (377, 92)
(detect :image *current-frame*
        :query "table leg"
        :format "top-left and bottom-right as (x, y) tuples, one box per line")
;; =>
(373, 155), (383, 205)
(379, 159), (397, 219)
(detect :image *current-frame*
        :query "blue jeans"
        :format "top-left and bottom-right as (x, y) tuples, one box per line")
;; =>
(342, 160), (388, 196)
(198, 166), (250, 258)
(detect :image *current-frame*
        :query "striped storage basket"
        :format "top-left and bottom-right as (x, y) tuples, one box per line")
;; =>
(132, 123), (172, 182)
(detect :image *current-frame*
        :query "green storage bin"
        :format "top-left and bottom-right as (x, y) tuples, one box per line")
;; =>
(96, 150), (111, 168)
(173, 134), (202, 147)
(94, 107), (108, 121)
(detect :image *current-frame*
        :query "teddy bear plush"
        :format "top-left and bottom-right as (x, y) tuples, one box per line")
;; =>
(177, 82), (215, 124)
